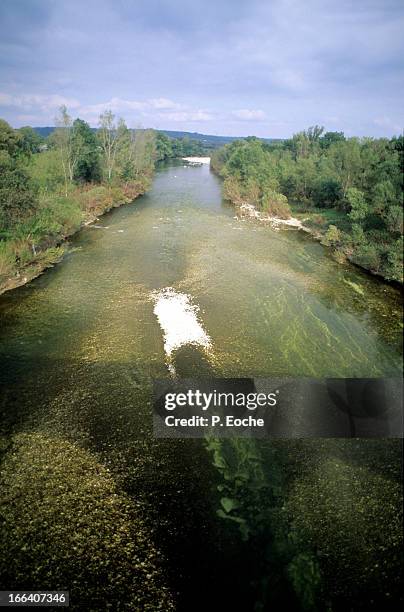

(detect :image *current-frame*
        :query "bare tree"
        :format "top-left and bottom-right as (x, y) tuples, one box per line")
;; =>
(98, 110), (120, 182)
(54, 106), (83, 196)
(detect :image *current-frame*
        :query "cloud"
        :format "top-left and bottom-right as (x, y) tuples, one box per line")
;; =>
(232, 109), (266, 121)
(149, 97), (183, 110)
(0, 92), (80, 111)
(373, 116), (402, 133)
(162, 110), (213, 122)
(0, 1), (403, 136)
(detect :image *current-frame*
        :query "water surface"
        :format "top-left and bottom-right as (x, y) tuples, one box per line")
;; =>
(0, 161), (402, 609)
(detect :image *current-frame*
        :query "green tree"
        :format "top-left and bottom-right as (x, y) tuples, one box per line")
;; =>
(0, 120), (38, 230)
(155, 132), (173, 161)
(347, 187), (368, 222)
(71, 119), (101, 183)
(320, 131), (345, 149)
(18, 126), (43, 154)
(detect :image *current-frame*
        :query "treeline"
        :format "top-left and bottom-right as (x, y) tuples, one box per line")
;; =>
(211, 128), (403, 283)
(0, 107), (156, 290)
(155, 131), (208, 160)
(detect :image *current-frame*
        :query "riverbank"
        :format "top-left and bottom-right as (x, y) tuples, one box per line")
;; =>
(235, 201), (403, 286)
(0, 180), (150, 296)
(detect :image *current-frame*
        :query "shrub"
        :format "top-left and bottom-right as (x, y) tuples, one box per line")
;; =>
(223, 176), (243, 204)
(322, 224), (341, 246)
(261, 190), (291, 218)
(0, 241), (15, 278)
(352, 242), (382, 273)
(77, 185), (111, 213)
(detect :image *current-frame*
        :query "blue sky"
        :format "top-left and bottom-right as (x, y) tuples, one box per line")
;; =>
(0, 0), (403, 137)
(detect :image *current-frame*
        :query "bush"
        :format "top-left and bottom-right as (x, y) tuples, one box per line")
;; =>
(321, 224), (341, 246)
(0, 241), (15, 278)
(223, 176), (243, 204)
(352, 241), (382, 273)
(261, 190), (291, 218)
(77, 185), (111, 213)
(384, 237), (404, 282)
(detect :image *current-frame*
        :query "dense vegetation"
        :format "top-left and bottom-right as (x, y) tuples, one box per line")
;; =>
(34, 126), (275, 151)
(0, 109), (156, 291)
(155, 131), (208, 159)
(211, 129), (403, 283)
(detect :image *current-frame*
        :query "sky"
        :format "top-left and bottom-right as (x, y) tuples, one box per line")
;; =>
(0, 0), (403, 138)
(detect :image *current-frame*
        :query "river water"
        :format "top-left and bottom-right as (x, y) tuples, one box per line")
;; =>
(0, 161), (402, 609)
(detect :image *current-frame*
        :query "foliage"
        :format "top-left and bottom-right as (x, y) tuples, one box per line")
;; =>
(212, 139), (291, 216)
(212, 128), (403, 282)
(0, 110), (155, 288)
(0, 119), (39, 231)
(18, 126), (43, 154)
(207, 437), (403, 611)
(71, 118), (101, 183)
(155, 131), (208, 160)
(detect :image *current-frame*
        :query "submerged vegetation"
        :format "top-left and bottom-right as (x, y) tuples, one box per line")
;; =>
(0, 110), (156, 293)
(0, 432), (174, 610)
(206, 437), (403, 611)
(211, 129), (403, 282)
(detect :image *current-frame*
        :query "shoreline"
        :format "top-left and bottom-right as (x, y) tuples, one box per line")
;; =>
(236, 201), (403, 288)
(0, 187), (146, 297)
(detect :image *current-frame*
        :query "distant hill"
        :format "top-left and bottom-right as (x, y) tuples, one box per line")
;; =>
(33, 127), (56, 138)
(33, 127), (282, 148)
(158, 130), (282, 147)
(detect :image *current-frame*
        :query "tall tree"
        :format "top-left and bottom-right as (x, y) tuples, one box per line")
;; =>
(71, 119), (101, 183)
(0, 120), (37, 230)
(98, 110), (119, 182)
(53, 106), (83, 196)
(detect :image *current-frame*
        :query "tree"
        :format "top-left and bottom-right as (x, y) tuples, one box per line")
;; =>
(0, 120), (37, 230)
(18, 126), (43, 154)
(0, 118), (21, 156)
(98, 110), (119, 182)
(313, 178), (343, 208)
(114, 124), (155, 182)
(53, 106), (83, 196)
(320, 131), (345, 149)
(347, 187), (368, 222)
(71, 119), (101, 183)
(155, 132), (173, 161)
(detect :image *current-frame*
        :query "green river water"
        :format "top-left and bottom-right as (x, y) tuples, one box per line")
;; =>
(0, 161), (402, 610)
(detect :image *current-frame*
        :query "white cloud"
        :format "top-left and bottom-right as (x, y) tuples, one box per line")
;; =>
(162, 110), (213, 122)
(149, 97), (183, 110)
(232, 109), (266, 121)
(80, 97), (145, 115)
(373, 116), (402, 134)
(0, 93), (80, 111)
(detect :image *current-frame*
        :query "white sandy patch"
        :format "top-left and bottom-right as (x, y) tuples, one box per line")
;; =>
(182, 156), (211, 164)
(152, 288), (211, 360)
(239, 203), (304, 229)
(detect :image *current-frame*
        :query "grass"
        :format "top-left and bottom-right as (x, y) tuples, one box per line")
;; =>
(290, 203), (352, 233)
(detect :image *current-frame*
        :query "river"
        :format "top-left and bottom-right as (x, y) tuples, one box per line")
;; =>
(0, 160), (402, 610)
